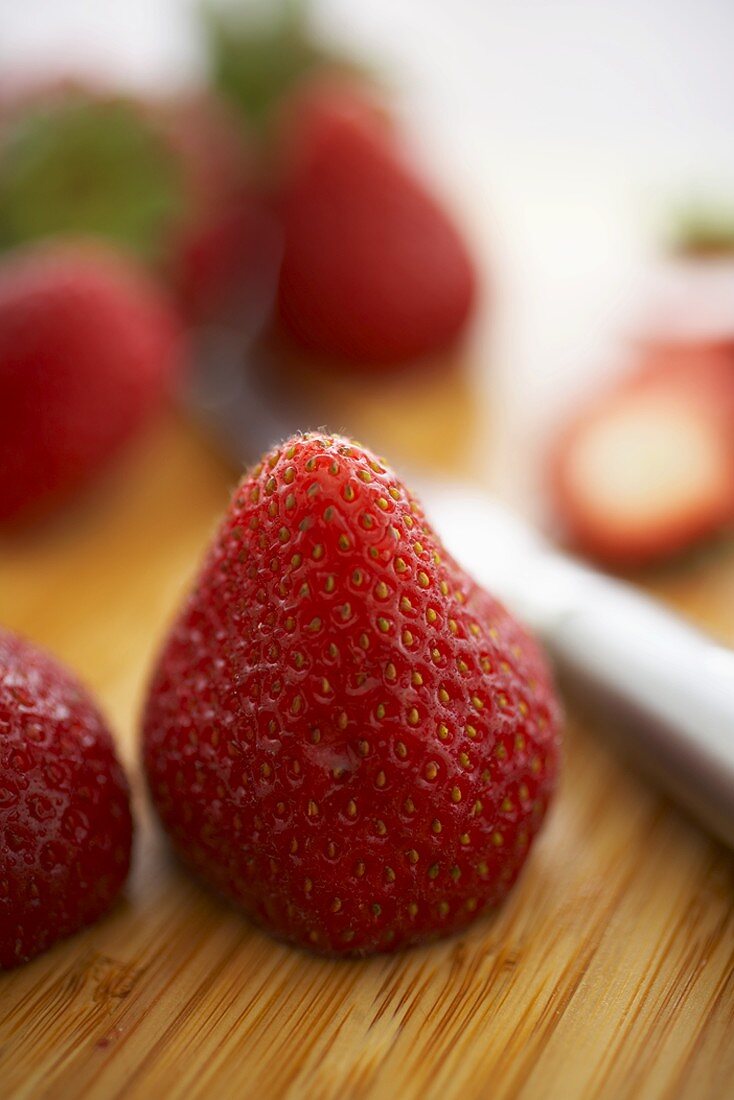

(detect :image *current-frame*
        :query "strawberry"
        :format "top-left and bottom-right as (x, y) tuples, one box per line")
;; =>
(0, 240), (185, 525)
(275, 82), (477, 366)
(0, 82), (261, 321)
(549, 343), (734, 567)
(0, 628), (132, 969)
(156, 92), (271, 323)
(142, 433), (561, 956)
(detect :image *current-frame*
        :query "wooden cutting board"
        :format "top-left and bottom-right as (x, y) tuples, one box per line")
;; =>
(1, 373), (733, 1100)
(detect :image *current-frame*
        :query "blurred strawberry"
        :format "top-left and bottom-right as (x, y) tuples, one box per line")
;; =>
(0, 627), (132, 969)
(0, 82), (262, 322)
(157, 91), (274, 323)
(275, 80), (477, 367)
(549, 342), (734, 567)
(0, 240), (185, 525)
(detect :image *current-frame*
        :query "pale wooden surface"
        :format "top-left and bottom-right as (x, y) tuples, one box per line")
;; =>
(1, 384), (733, 1100)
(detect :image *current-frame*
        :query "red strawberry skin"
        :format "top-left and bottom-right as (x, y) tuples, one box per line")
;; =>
(0, 241), (185, 524)
(143, 434), (560, 956)
(276, 85), (477, 366)
(0, 628), (132, 969)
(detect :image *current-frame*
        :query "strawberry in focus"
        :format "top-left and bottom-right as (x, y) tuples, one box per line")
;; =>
(0, 628), (132, 969)
(549, 343), (734, 567)
(142, 433), (561, 956)
(275, 82), (477, 366)
(0, 241), (185, 525)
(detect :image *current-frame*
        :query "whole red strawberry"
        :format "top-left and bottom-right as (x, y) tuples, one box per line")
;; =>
(143, 434), (560, 956)
(0, 628), (132, 969)
(0, 82), (261, 322)
(0, 240), (184, 524)
(276, 83), (477, 366)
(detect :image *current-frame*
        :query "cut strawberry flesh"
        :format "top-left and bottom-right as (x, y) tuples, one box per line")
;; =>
(551, 346), (734, 566)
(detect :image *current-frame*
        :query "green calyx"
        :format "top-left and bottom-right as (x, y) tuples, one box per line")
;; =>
(204, 0), (357, 136)
(670, 202), (734, 259)
(0, 95), (186, 264)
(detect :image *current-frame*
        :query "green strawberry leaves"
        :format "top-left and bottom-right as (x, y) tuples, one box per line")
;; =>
(203, 0), (360, 138)
(0, 96), (186, 264)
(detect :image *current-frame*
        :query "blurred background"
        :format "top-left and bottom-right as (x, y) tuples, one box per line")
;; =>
(2, 0), (734, 561)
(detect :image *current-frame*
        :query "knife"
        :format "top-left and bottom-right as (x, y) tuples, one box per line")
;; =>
(183, 325), (734, 850)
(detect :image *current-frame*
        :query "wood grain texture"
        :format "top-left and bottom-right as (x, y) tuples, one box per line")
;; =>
(1, 391), (733, 1100)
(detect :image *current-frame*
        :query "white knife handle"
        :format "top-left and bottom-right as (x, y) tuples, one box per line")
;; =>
(541, 554), (734, 848)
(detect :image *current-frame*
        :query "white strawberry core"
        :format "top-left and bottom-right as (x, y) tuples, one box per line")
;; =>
(568, 391), (727, 529)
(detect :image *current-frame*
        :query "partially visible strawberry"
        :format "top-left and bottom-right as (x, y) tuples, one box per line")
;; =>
(0, 628), (132, 969)
(0, 241), (185, 525)
(275, 82), (477, 366)
(142, 433), (560, 957)
(549, 343), (734, 567)
(0, 82), (261, 321)
(155, 92), (271, 323)
(0, 84), (184, 265)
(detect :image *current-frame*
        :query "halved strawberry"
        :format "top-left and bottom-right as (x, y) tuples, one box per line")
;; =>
(549, 343), (734, 567)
